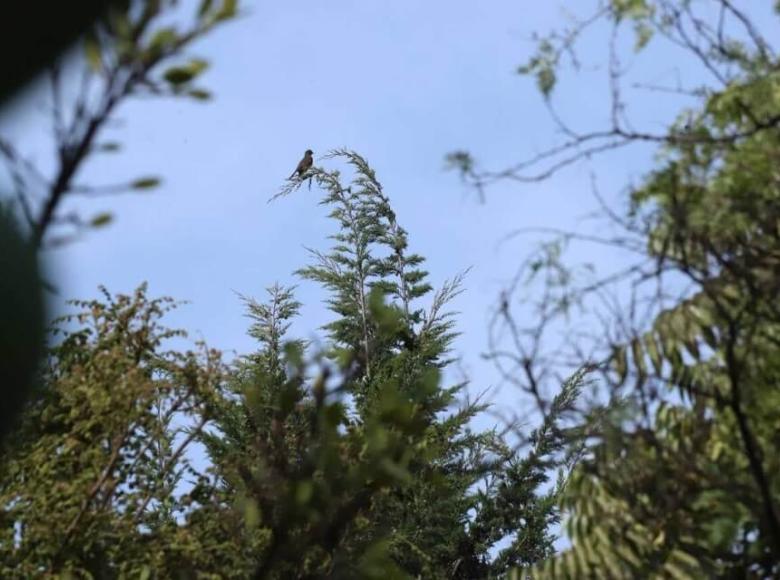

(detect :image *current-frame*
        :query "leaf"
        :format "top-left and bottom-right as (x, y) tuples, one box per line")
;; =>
(630, 337), (646, 379)
(283, 341), (304, 368)
(612, 345), (628, 385)
(164, 67), (195, 85)
(700, 325), (718, 350)
(187, 88), (212, 101)
(379, 457), (411, 483)
(109, 9), (132, 40)
(444, 150), (474, 176)
(295, 481), (313, 505)
(97, 142), (121, 153)
(90, 212), (113, 228)
(243, 498), (260, 529)
(708, 440), (725, 462)
(633, 22), (653, 51)
(682, 335), (700, 360)
(0, 208), (44, 441)
(279, 381), (301, 416)
(84, 33), (102, 72)
(149, 27), (178, 52)
(614, 543), (641, 568)
(198, 0), (214, 17)
(357, 539), (407, 578)
(612, 0), (652, 21)
(131, 177), (161, 190)
(537, 66), (556, 97)
(186, 59), (209, 76)
(163, 59), (209, 86)
(217, 0), (238, 20)
(519, 39), (558, 97)
(644, 334), (662, 375)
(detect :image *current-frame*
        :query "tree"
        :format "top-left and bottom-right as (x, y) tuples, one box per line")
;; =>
(0, 285), (226, 577)
(447, 1), (780, 577)
(0, 151), (582, 577)
(201, 150), (584, 578)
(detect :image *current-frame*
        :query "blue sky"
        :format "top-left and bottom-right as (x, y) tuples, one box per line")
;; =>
(3, 1), (775, 421)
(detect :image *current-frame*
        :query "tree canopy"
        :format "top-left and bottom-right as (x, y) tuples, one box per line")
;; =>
(0, 151), (582, 577)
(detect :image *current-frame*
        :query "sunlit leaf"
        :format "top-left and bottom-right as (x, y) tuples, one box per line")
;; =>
(163, 59), (209, 86)
(90, 212), (113, 228)
(149, 27), (178, 52)
(164, 67), (196, 85)
(131, 177), (161, 190)
(217, 0), (238, 20)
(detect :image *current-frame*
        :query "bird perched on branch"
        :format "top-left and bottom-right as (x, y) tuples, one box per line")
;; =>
(290, 149), (313, 179)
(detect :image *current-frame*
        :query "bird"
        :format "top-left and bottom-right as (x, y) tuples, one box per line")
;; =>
(290, 149), (313, 179)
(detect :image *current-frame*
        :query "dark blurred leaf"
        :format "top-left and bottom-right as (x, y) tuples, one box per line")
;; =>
(368, 286), (404, 339)
(90, 212), (113, 227)
(356, 539), (408, 579)
(188, 88), (212, 101)
(0, 1), (118, 103)
(131, 177), (161, 190)
(97, 141), (121, 152)
(198, 0), (214, 18)
(444, 150), (474, 174)
(164, 67), (196, 85)
(283, 341), (304, 369)
(163, 59), (209, 86)
(0, 207), (44, 441)
(84, 33), (103, 72)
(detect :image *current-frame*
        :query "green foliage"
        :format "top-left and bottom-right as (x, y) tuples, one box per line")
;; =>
(0, 151), (577, 577)
(223, 150), (580, 577)
(518, 38), (558, 98)
(519, 6), (780, 577)
(294, 151), (446, 407)
(0, 1), (584, 576)
(0, 284), (226, 576)
(611, 0), (654, 23)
